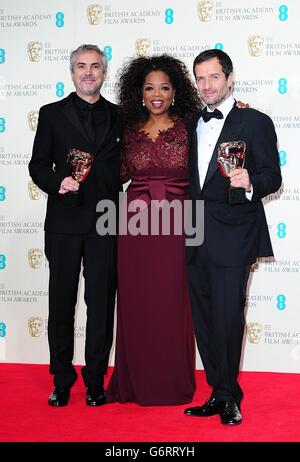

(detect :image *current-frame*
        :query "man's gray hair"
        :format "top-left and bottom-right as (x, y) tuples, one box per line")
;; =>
(70, 44), (108, 73)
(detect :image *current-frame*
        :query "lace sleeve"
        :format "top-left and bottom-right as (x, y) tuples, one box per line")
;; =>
(120, 128), (133, 183)
(120, 149), (132, 184)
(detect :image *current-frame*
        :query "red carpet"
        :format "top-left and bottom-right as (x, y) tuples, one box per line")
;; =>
(0, 364), (299, 442)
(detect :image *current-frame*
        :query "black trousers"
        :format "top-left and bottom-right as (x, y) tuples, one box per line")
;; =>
(188, 244), (251, 404)
(45, 231), (117, 388)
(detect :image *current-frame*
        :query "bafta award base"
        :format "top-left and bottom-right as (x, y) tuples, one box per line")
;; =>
(226, 186), (247, 205)
(60, 190), (84, 207)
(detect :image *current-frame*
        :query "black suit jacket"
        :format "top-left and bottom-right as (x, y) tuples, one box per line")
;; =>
(29, 92), (121, 234)
(187, 105), (282, 267)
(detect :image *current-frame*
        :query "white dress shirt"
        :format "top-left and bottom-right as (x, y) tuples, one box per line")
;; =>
(197, 95), (235, 189)
(197, 95), (252, 200)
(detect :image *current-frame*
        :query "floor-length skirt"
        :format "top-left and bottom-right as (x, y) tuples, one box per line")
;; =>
(107, 169), (196, 405)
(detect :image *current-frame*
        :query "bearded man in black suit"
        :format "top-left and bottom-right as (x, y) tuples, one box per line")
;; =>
(184, 49), (282, 424)
(29, 44), (120, 407)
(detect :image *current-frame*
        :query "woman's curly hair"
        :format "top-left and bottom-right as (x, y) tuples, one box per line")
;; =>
(117, 54), (202, 126)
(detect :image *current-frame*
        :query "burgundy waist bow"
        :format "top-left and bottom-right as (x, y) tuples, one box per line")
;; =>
(129, 176), (189, 207)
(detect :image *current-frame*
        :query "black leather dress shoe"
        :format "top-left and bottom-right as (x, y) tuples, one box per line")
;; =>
(184, 397), (220, 417)
(48, 386), (70, 407)
(86, 385), (106, 406)
(219, 401), (242, 425)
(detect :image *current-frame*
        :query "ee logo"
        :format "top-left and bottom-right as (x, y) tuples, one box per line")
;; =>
(0, 48), (5, 64)
(0, 186), (6, 201)
(0, 322), (7, 337)
(277, 294), (286, 310)
(56, 12), (64, 28)
(277, 223), (287, 238)
(0, 254), (6, 269)
(56, 82), (64, 97)
(104, 46), (112, 61)
(279, 5), (288, 21)
(0, 117), (6, 133)
(278, 78), (287, 94)
(278, 150), (287, 167)
(165, 9), (174, 24)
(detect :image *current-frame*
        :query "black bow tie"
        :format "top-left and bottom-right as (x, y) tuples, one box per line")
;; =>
(202, 107), (223, 122)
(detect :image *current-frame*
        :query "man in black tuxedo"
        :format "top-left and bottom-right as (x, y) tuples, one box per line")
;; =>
(29, 44), (120, 407)
(184, 49), (281, 424)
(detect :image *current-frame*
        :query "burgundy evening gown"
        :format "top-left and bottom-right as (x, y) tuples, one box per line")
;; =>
(107, 118), (195, 405)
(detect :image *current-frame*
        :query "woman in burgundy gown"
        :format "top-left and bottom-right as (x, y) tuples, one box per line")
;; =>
(107, 55), (202, 405)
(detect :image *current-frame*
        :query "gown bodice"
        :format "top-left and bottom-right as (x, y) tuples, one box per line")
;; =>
(120, 118), (189, 183)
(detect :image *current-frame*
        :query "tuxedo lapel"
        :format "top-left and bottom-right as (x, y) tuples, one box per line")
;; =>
(60, 95), (112, 154)
(60, 96), (89, 142)
(203, 107), (245, 188)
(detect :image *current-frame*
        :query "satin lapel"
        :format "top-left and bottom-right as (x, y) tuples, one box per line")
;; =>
(93, 99), (111, 154)
(189, 114), (202, 195)
(203, 107), (245, 187)
(60, 96), (112, 152)
(60, 97), (88, 141)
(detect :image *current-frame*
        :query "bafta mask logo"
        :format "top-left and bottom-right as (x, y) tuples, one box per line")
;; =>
(27, 41), (43, 62)
(87, 4), (102, 25)
(27, 110), (39, 132)
(28, 316), (43, 337)
(28, 248), (43, 269)
(247, 322), (263, 344)
(135, 38), (151, 57)
(248, 36), (264, 57)
(197, 0), (213, 22)
(28, 179), (41, 200)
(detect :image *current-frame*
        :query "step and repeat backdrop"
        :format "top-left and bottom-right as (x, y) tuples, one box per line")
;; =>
(0, 0), (299, 372)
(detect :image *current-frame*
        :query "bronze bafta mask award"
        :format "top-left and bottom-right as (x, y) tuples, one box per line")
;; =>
(217, 141), (246, 205)
(64, 148), (93, 207)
